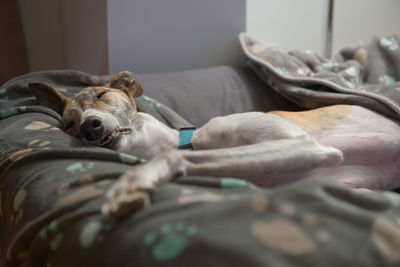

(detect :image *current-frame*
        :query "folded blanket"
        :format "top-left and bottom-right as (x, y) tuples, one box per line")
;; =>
(240, 33), (400, 119)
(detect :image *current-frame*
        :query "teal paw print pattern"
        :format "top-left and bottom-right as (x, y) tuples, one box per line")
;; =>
(276, 66), (290, 76)
(0, 88), (8, 100)
(322, 62), (340, 72)
(0, 145), (6, 155)
(12, 189), (26, 224)
(379, 75), (395, 85)
(0, 106), (27, 119)
(344, 66), (357, 77)
(66, 162), (95, 174)
(382, 191), (400, 207)
(380, 37), (399, 51)
(338, 76), (356, 89)
(79, 220), (104, 248)
(0, 144), (7, 161)
(220, 178), (248, 189)
(144, 223), (198, 262)
(342, 66), (359, 89)
(38, 220), (64, 251)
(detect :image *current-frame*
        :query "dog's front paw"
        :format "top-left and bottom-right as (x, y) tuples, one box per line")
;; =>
(102, 154), (183, 220)
(101, 168), (157, 220)
(102, 190), (151, 220)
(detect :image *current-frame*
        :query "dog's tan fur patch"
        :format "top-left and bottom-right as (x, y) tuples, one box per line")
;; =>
(270, 105), (352, 134)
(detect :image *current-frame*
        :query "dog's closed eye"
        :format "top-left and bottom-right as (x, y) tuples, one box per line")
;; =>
(96, 91), (107, 99)
(64, 121), (75, 130)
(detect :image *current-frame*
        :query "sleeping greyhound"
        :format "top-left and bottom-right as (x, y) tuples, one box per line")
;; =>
(29, 71), (400, 219)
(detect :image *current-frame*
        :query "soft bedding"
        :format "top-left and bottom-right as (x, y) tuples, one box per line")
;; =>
(1, 36), (400, 267)
(240, 33), (400, 118)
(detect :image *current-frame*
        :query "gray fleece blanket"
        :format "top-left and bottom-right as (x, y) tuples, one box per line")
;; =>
(239, 33), (400, 119)
(1, 37), (400, 267)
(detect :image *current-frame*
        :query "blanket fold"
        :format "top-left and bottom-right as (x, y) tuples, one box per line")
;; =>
(239, 33), (400, 119)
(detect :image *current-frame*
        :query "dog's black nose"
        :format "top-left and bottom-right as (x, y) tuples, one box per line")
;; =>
(80, 116), (104, 141)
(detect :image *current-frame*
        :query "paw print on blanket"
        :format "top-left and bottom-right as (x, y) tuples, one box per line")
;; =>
(25, 121), (60, 132)
(39, 220), (64, 251)
(380, 37), (399, 51)
(371, 216), (400, 263)
(220, 178), (248, 189)
(79, 220), (104, 248)
(0, 106), (27, 119)
(322, 62), (340, 72)
(0, 88), (8, 100)
(38, 219), (66, 267)
(275, 66), (290, 77)
(65, 162), (95, 174)
(25, 121), (51, 130)
(353, 48), (368, 65)
(371, 192), (400, 263)
(28, 139), (51, 148)
(176, 183), (248, 206)
(0, 143), (8, 161)
(250, 196), (332, 255)
(8, 149), (33, 162)
(55, 185), (103, 209)
(144, 223), (198, 262)
(379, 74), (395, 85)
(11, 188), (27, 225)
(57, 175), (111, 195)
(78, 218), (113, 248)
(177, 188), (224, 205)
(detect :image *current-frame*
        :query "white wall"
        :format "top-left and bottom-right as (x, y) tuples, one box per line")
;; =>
(246, 0), (400, 57)
(246, 0), (324, 53)
(107, 0), (246, 74)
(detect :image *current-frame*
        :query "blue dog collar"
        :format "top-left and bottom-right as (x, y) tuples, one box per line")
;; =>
(178, 127), (196, 150)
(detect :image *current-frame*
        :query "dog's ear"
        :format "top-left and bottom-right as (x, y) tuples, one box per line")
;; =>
(106, 71), (143, 99)
(123, 79), (143, 99)
(29, 83), (72, 115)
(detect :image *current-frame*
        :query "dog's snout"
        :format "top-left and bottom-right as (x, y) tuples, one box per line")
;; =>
(90, 118), (102, 128)
(81, 116), (104, 141)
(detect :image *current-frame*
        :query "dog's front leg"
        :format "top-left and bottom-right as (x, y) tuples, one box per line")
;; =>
(102, 151), (186, 220)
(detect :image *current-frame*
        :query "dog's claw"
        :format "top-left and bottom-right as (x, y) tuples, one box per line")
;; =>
(102, 191), (151, 220)
(102, 168), (158, 220)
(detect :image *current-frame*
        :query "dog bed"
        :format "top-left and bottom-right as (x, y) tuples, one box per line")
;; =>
(1, 44), (400, 266)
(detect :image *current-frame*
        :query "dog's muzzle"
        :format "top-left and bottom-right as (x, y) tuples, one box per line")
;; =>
(80, 116), (132, 147)
(80, 116), (104, 142)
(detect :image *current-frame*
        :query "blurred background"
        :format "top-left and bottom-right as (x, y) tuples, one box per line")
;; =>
(1, 0), (399, 84)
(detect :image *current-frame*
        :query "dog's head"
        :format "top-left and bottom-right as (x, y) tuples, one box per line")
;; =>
(29, 71), (143, 149)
